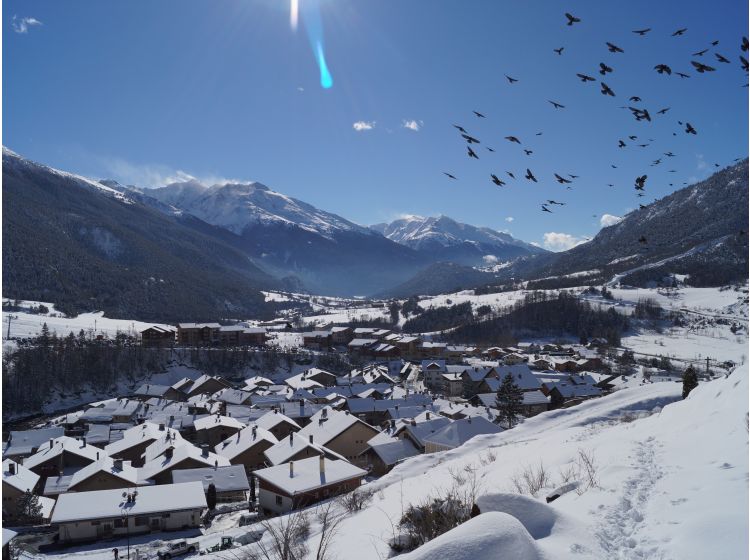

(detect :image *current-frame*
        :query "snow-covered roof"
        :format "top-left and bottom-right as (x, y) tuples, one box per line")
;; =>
(178, 323), (221, 329)
(51, 482), (207, 523)
(348, 338), (378, 347)
(172, 465), (250, 493)
(254, 410), (301, 432)
(214, 425), (278, 461)
(105, 422), (183, 457)
(133, 384), (174, 397)
(69, 457), (140, 489)
(4, 426), (65, 457)
(422, 417), (502, 449)
(141, 430), (188, 464)
(395, 417), (453, 448)
(23, 436), (103, 470)
(2, 529), (17, 547)
(254, 456), (366, 495)
(194, 414), (246, 432)
(298, 407), (374, 446)
(80, 399), (141, 423)
(365, 437), (420, 467)
(140, 443), (230, 481)
(493, 364), (542, 391)
(84, 423), (111, 445)
(2, 459), (40, 492)
(264, 432), (346, 466)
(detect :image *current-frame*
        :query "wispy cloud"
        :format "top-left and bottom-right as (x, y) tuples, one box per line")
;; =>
(599, 213), (622, 228)
(505, 216), (514, 223)
(402, 119), (423, 132)
(352, 121), (375, 132)
(542, 232), (586, 252)
(12, 15), (43, 34)
(93, 155), (233, 189)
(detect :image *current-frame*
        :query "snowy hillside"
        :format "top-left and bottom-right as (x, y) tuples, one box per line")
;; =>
(372, 214), (543, 254)
(149, 180), (372, 239)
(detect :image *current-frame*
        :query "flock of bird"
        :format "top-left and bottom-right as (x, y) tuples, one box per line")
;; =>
(442, 11), (748, 238)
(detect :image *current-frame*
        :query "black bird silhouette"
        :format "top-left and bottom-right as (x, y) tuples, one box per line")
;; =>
(714, 163), (720, 167)
(652, 158), (662, 165)
(711, 40), (719, 46)
(600, 82), (615, 96)
(628, 135), (638, 140)
(541, 205), (553, 213)
(506, 171), (516, 179)
(606, 42), (624, 53)
(692, 48), (708, 56)
(548, 100), (565, 109)
(743, 37), (749, 52)
(467, 146), (479, 159)
(443, 172), (457, 180)
(525, 169), (538, 182)
(637, 193), (645, 197)
(536, 132), (544, 136)
(632, 28), (651, 36)
(691, 60), (716, 73)
(461, 133), (480, 144)
(654, 64), (672, 75)
(676, 72), (691, 78)
(740, 55), (749, 72)
(599, 62), (613, 75)
(554, 173), (572, 184)
(504, 74), (519, 84)
(565, 13), (581, 26)
(547, 200), (566, 205)
(629, 96), (642, 102)
(618, 140), (626, 148)
(453, 124), (467, 133)
(629, 107), (651, 121)
(715, 53), (730, 64)
(576, 73), (596, 82)
(611, 164), (618, 169)
(491, 174), (505, 186)
(486, 147), (495, 152)
(672, 28), (687, 36)
(638, 236), (648, 244)
(657, 107), (670, 115)
(639, 204), (647, 209)
(524, 149), (534, 155)
(634, 175), (647, 190)
(568, 174), (580, 179)
(664, 151), (676, 157)
(554, 47), (565, 55)
(607, 183), (614, 187)
(685, 122), (697, 135)
(638, 143), (649, 148)
(505, 136), (521, 144)
(473, 110), (486, 118)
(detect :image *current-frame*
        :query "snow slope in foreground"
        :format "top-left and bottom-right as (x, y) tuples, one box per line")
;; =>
(316, 369), (748, 559)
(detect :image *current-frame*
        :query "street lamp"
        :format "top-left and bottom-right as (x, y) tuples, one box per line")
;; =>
(120, 488), (138, 560)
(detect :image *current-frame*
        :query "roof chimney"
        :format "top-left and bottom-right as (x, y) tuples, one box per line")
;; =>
(49, 439), (54, 450)
(113, 458), (123, 470)
(159, 423), (165, 431)
(290, 432), (294, 444)
(319, 454), (325, 475)
(426, 412), (431, 420)
(202, 445), (209, 458)
(309, 435), (313, 444)
(289, 461), (294, 477)
(8, 463), (15, 475)
(165, 447), (174, 460)
(81, 437), (86, 447)
(252, 425), (257, 439)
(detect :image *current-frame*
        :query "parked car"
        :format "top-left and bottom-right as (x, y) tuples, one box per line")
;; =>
(157, 540), (197, 559)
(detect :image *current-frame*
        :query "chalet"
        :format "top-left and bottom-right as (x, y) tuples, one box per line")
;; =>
(3, 427), (65, 461)
(217, 326), (267, 347)
(80, 399), (142, 424)
(50, 457), (142, 495)
(445, 345), (478, 358)
(422, 417), (502, 453)
(139, 326), (176, 348)
(264, 432), (346, 466)
(472, 390), (550, 417)
(352, 328), (391, 340)
(487, 364), (543, 392)
(133, 384), (184, 402)
(421, 360), (447, 389)
(483, 347), (507, 360)
(440, 373), (465, 397)
(254, 456), (366, 514)
(82, 424), (111, 448)
(345, 396), (433, 426)
(347, 338), (378, 356)
(185, 375), (232, 398)
(302, 330), (332, 350)
(51, 482), (206, 543)
(330, 326), (354, 345)
(214, 425), (278, 473)
(172, 465), (249, 503)
(358, 434), (420, 476)
(212, 388), (254, 406)
(23, 436), (102, 478)
(551, 357), (580, 372)
(288, 368), (338, 388)
(2, 460), (41, 521)
(418, 341), (447, 359)
(140, 443), (231, 485)
(194, 415), (246, 447)
(459, 366), (499, 397)
(254, 410), (301, 441)
(105, 423), (183, 467)
(243, 376), (274, 390)
(370, 343), (400, 358)
(394, 417), (453, 452)
(545, 382), (603, 408)
(503, 352), (527, 365)
(177, 323), (221, 346)
(389, 335), (421, 358)
(296, 408), (380, 466)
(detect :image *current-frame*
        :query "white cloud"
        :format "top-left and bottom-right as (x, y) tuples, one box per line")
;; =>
(94, 155), (233, 189)
(482, 255), (498, 265)
(12, 15), (42, 34)
(352, 121), (375, 132)
(505, 216), (514, 223)
(402, 119), (423, 132)
(696, 153), (707, 170)
(599, 214), (622, 228)
(297, 86), (305, 92)
(542, 232), (586, 252)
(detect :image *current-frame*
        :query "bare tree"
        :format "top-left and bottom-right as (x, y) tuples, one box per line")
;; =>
(246, 511), (310, 560)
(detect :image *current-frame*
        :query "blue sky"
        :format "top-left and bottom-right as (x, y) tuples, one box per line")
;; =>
(4, 0), (748, 250)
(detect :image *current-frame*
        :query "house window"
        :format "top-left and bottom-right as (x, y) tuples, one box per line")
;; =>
(275, 495), (283, 506)
(134, 516), (149, 526)
(114, 519), (125, 528)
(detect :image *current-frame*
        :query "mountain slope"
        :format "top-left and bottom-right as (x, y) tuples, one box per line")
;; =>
(372, 215), (545, 266)
(2, 148), (279, 321)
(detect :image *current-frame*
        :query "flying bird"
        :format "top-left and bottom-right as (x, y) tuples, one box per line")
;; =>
(506, 171), (516, 179)
(443, 172), (457, 180)
(547, 200), (566, 205)
(576, 73), (596, 82)
(505, 75), (519, 84)
(524, 149), (534, 155)
(486, 147), (495, 152)
(600, 82), (615, 96)
(639, 204), (647, 209)
(715, 53), (730, 64)
(672, 28), (687, 36)
(628, 135), (638, 140)
(711, 40), (719, 46)
(565, 13), (581, 26)
(685, 122), (697, 134)
(676, 72), (691, 78)
(535, 131), (544, 136)
(453, 124), (467, 133)
(638, 143), (650, 148)
(491, 174), (505, 186)
(742, 36), (749, 52)
(664, 151), (676, 157)
(554, 47), (565, 55)
(505, 136), (521, 144)
(541, 204), (553, 213)
(548, 100), (565, 109)
(525, 168), (538, 182)
(634, 175), (647, 190)
(741, 55), (749, 72)
(473, 110), (486, 118)
(656, 107), (670, 115)
(618, 140), (626, 148)
(652, 158), (662, 165)
(606, 42), (624, 53)
(692, 48), (708, 57)
(461, 133), (480, 144)
(654, 64), (672, 75)
(611, 164), (618, 169)
(691, 60), (716, 73)
(632, 28), (651, 36)
(467, 146), (479, 159)
(599, 62), (613, 75)
(554, 173), (572, 184)
(568, 174), (580, 179)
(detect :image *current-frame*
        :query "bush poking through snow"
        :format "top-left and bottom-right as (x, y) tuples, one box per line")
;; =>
(340, 488), (374, 513)
(510, 461), (551, 496)
(246, 510), (310, 560)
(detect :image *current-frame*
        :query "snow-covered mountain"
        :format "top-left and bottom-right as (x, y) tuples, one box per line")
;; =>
(149, 180), (372, 240)
(371, 215), (543, 254)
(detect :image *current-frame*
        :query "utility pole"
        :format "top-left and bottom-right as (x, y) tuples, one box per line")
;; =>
(6, 314), (16, 340)
(706, 356), (710, 377)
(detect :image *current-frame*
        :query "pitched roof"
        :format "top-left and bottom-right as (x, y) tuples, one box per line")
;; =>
(23, 437), (103, 470)
(69, 457), (140, 489)
(2, 459), (40, 492)
(140, 444), (230, 481)
(104, 422), (183, 457)
(365, 437), (420, 467)
(395, 417), (452, 448)
(254, 410), (301, 432)
(254, 457), (366, 495)
(194, 415), (246, 432)
(422, 417), (502, 449)
(51, 482), (207, 523)
(298, 407), (375, 447)
(214, 425), (278, 461)
(4, 427), (65, 457)
(264, 433), (346, 466)
(172, 465), (249, 493)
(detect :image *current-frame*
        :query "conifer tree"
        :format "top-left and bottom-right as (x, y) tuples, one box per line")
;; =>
(495, 373), (524, 428)
(206, 482), (217, 510)
(682, 365), (698, 399)
(18, 489), (43, 525)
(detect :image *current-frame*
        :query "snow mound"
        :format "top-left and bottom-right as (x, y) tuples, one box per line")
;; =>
(475, 493), (558, 539)
(397, 512), (543, 560)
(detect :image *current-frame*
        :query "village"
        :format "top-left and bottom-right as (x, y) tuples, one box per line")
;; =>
(3, 314), (702, 560)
